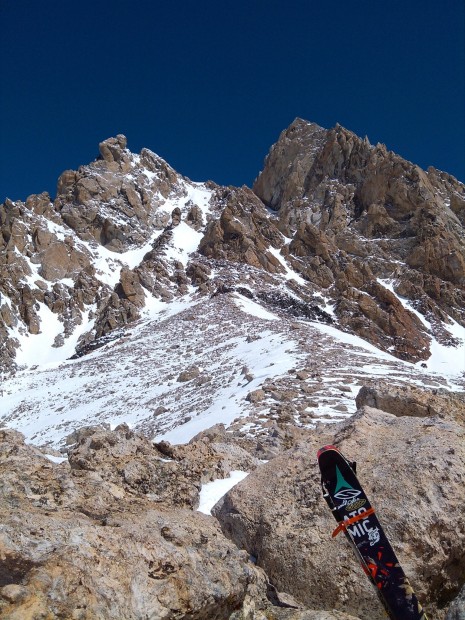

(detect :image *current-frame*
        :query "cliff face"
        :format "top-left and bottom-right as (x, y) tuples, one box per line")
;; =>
(253, 119), (465, 359)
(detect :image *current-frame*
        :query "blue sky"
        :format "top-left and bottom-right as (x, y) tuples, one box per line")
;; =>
(1, 0), (464, 202)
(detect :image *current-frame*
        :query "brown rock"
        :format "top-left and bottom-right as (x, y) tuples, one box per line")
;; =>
(118, 268), (145, 307)
(355, 382), (465, 425)
(214, 405), (465, 619)
(199, 187), (284, 274)
(177, 365), (201, 382)
(246, 389), (266, 403)
(0, 427), (260, 618)
(98, 134), (128, 162)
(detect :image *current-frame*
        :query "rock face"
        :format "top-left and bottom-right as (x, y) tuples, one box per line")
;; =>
(55, 136), (179, 249)
(0, 426), (263, 619)
(213, 403), (465, 620)
(198, 186), (284, 274)
(253, 119), (465, 360)
(0, 421), (368, 620)
(355, 381), (465, 424)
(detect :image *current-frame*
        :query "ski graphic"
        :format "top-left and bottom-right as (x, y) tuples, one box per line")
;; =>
(317, 445), (428, 620)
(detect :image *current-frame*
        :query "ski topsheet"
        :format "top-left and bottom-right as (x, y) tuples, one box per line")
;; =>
(317, 445), (428, 620)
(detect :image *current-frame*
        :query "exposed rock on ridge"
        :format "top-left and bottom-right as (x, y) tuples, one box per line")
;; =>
(1, 121), (465, 373)
(253, 118), (465, 360)
(0, 136), (212, 372)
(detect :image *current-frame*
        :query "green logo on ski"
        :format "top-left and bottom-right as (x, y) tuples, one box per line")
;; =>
(333, 465), (361, 503)
(334, 466), (354, 493)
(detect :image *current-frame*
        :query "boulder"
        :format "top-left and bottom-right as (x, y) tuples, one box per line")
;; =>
(118, 268), (145, 307)
(213, 406), (465, 619)
(355, 383), (465, 424)
(0, 427), (261, 619)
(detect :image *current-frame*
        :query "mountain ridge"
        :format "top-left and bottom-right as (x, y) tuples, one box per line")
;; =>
(1, 118), (464, 449)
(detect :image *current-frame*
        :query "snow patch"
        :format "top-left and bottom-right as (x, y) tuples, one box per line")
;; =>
(233, 294), (279, 321)
(197, 470), (249, 514)
(43, 454), (68, 464)
(165, 222), (203, 264)
(13, 304), (95, 370)
(268, 246), (307, 285)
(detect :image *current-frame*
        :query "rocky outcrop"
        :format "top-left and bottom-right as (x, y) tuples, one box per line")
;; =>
(0, 135), (210, 372)
(214, 404), (465, 620)
(253, 118), (465, 360)
(199, 186), (284, 274)
(55, 136), (181, 250)
(355, 382), (465, 424)
(0, 426), (264, 619)
(0, 192), (103, 371)
(0, 423), (371, 619)
(68, 423), (262, 506)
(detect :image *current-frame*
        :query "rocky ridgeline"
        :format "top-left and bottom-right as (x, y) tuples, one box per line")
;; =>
(0, 387), (464, 619)
(0, 135), (215, 372)
(254, 120), (465, 360)
(2, 120), (465, 373)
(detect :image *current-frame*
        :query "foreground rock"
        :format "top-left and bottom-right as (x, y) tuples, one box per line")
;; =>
(0, 426), (262, 619)
(214, 405), (465, 619)
(1, 423), (365, 619)
(1, 386), (464, 618)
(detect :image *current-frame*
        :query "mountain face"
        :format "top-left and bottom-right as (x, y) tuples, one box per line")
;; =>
(1, 122), (465, 378)
(1, 121), (465, 618)
(1, 120), (465, 443)
(254, 120), (465, 356)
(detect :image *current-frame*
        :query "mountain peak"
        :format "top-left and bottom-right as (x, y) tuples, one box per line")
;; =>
(98, 134), (128, 162)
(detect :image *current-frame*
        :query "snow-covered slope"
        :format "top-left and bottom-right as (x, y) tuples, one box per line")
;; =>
(1, 125), (465, 449)
(2, 287), (464, 449)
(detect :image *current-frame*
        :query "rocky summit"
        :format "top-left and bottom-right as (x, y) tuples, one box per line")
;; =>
(0, 120), (464, 619)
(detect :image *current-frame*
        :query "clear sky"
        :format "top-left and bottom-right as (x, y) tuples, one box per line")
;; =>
(1, 0), (464, 203)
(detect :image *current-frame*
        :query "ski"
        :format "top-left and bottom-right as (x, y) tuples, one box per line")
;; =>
(317, 445), (428, 620)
